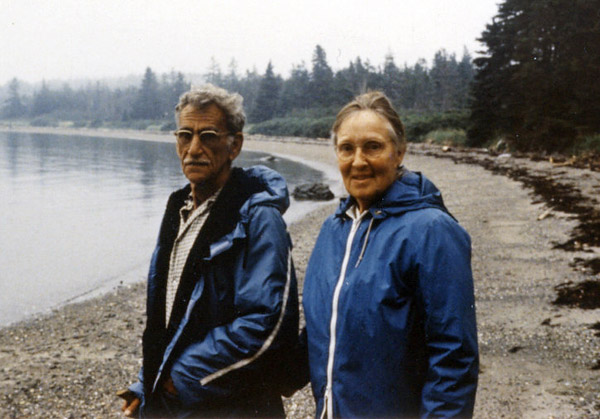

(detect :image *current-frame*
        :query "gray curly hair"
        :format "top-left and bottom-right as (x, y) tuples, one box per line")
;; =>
(175, 84), (246, 133)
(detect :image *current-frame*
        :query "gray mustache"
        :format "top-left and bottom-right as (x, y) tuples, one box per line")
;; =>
(184, 160), (210, 165)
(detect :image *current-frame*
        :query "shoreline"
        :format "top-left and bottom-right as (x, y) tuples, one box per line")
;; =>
(0, 125), (344, 225)
(1, 127), (599, 417)
(0, 127), (341, 328)
(0, 124), (338, 176)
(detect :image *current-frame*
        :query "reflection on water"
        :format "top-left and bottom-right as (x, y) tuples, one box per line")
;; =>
(0, 132), (322, 326)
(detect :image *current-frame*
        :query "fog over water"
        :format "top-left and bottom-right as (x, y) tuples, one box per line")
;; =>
(0, 132), (323, 326)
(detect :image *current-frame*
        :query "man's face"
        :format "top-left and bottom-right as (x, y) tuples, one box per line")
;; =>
(175, 104), (242, 191)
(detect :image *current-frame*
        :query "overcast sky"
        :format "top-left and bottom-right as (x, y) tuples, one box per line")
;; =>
(1, 0), (500, 85)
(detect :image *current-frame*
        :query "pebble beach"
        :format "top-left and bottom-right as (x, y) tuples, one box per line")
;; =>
(0, 127), (599, 417)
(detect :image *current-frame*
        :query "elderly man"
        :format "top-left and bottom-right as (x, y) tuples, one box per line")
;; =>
(121, 84), (299, 417)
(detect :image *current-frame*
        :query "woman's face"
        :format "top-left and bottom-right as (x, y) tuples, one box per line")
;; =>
(336, 110), (404, 212)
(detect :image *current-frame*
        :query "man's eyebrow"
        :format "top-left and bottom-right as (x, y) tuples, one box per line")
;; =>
(177, 126), (220, 132)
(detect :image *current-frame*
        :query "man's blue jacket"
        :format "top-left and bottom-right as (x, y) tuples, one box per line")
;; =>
(129, 166), (299, 417)
(303, 170), (478, 418)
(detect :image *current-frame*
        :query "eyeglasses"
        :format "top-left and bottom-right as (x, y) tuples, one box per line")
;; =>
(174, 129), (230, 146)
(335, 140), (389, 161)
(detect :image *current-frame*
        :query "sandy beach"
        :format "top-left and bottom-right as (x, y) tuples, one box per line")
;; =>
(0, 126), (599, 418)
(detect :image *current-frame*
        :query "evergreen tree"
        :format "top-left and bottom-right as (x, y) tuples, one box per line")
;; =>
(161, 71), (189, 115)
(279, 62), (311, 114)
(205, 57), (223, 87)
(133, 67), (161, 119)
(237, 68), (261, 118)
(331, 62), (358, 107)
(223, 59), (241, 93)
(382, 54), (403, 105)
(2, 78), (26, 118)
(31, 81), (55, 116)
(469, 0), (600, 151)
(249, 62), (281, 122)
(309, 45), (334, 107)
(430, 49), (459, 111)
(456, 48), (474, 109)
(411, 59), (432, 110)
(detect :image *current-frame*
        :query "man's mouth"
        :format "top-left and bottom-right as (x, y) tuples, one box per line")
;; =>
(185, 160), (210, 167)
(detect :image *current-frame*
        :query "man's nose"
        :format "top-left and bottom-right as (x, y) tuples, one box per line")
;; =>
(188, 133), (205, 155)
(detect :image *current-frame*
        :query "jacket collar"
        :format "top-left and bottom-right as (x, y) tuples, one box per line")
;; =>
(335, 169), (451, 220)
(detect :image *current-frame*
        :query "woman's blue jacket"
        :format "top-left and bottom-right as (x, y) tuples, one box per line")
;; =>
(303, 169), (478, 418)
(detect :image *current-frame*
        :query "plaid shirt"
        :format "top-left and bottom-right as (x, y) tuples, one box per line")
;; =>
(165, 189), (221, 326)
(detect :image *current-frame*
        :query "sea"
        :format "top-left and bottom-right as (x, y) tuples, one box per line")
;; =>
(0, 131), (325, 326)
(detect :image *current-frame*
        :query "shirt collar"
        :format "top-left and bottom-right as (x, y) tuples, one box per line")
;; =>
(345, 204), (368, 221)
(180, 188), (222, 223)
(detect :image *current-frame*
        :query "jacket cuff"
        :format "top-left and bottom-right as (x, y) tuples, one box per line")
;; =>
(128, 381), (145, 402)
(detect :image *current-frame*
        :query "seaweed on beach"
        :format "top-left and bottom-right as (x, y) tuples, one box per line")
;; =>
(553, 280), (600, 309)
(418, 145), (600, 305)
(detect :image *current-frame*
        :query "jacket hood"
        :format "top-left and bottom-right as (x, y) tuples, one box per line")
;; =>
(336, 168), (451, 219)
(238, 165), (290, 216)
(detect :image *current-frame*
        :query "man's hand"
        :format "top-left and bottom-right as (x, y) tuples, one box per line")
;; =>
(117, 389), (141, 417)
(121, 396), (140, 417)
(163, 376), (178, 395)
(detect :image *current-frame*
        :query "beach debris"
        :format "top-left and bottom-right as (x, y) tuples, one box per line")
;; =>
(550, 156), (577, 167)
(292, 183), (334, 201)
(537, 208), (553, 220)
(553, 280), (600, 309)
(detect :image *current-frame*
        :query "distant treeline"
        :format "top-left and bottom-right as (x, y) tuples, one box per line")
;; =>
(2, 0), (600, 154)
(0, 45), (474, 142)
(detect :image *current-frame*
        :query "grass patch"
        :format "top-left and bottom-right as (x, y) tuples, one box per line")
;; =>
(568, 134), (600, 156)
(423, 129), (468, 146)
(249, 116), (335, 138)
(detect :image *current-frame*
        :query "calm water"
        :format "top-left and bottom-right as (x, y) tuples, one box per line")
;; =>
(0, 132), (323, 326)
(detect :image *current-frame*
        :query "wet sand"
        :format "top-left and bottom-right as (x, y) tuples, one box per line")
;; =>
(0, 127), (599, 417)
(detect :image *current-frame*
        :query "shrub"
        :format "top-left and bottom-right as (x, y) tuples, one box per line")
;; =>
(568, 134), (600, 156)
(402, 111), (470, 142)
(423, 129), (468, 146)
(161, 121), (176, 132)
(30, 116), (58, 127)
(249, 116), (335, 138)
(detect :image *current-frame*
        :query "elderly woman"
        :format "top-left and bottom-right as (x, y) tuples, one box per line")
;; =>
(302, 91), (478, 418)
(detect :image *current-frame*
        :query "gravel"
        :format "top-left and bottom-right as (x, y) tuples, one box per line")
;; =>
(1, 135), (599, 418)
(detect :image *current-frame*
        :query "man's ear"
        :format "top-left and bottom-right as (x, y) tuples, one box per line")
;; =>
(229, 132), (244, 161)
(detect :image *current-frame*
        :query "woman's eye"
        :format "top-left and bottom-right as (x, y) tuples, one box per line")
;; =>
(339, 144), (354, 153)
(365, 142), (383, 150)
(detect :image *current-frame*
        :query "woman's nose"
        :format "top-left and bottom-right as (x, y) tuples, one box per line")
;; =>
(351, 148), (368, 166)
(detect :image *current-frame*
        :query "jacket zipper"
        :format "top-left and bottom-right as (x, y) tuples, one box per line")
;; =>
(322, 215), (364, 419)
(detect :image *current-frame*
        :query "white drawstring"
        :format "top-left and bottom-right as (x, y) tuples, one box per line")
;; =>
(355, 216), (375, 268)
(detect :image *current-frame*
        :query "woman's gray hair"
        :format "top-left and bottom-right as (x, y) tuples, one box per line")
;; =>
(331, 91), (406, 153)
(175, 84), (246, 133)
